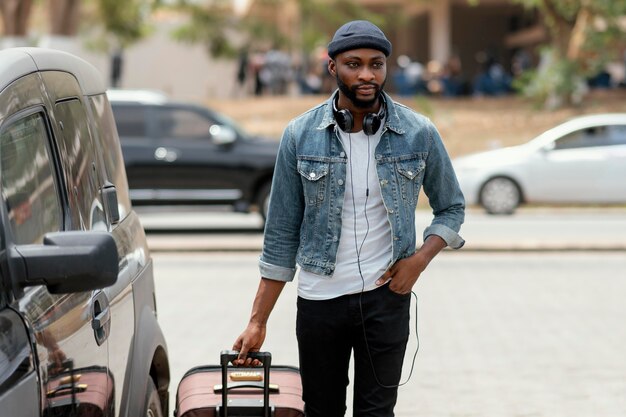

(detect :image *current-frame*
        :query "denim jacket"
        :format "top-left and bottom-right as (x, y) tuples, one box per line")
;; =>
(259, 91), (465, 281)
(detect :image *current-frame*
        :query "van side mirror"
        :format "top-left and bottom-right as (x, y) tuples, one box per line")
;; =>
(10, 231), (118, 294)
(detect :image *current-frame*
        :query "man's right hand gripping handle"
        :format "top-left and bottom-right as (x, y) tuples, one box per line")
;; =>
(232, 321), (266, 366)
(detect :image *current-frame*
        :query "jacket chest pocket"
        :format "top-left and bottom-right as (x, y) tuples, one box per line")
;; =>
(396, 158), (426, 205)
(298, 159), (330, 206)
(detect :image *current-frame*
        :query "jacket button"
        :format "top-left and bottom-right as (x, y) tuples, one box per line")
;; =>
(333, 236), (338, 242)
(338, 179), (344, 185)
(309, 172), (316, 178)
(340, 152), (346, 158)
(388, 209), (394, 214)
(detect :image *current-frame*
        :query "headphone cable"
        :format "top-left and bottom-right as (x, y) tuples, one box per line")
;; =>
(349, 131), (420, 389)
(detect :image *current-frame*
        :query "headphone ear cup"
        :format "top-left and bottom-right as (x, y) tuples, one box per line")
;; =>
(363, 113), (382, 136)
(335, 109), (354, 132)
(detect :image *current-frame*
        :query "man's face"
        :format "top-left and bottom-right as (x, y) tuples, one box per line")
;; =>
(329, 48), (387, 109)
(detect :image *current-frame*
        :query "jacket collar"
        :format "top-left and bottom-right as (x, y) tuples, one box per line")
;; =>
(317, 90), (405, 135)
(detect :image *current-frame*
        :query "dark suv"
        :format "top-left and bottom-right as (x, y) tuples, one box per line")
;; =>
(0, 48), (169, 417)
(107, 90), (278, 220)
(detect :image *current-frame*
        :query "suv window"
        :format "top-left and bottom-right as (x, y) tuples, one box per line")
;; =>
(55, 99), (104, 230)
(111, 104), (147, 137)
(0, 112), (63, 245)
(154, 107), (213, 140)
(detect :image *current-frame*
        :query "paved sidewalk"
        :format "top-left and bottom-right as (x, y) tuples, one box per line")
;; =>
(154, 251), (626, 417)
(143, 207), (626, 252)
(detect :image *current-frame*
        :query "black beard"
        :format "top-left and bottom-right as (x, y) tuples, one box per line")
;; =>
(336, 74), (385, 109)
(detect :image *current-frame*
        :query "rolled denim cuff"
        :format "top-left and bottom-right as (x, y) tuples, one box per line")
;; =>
(259, 258), (297, 282)
(423, 224), (465, 249)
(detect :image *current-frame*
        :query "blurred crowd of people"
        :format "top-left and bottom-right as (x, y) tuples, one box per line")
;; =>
(235, 45), (335, 97)
(234, 45), (623, 99)
(392, 49), (529, 98)
(236, 48), (294, 96)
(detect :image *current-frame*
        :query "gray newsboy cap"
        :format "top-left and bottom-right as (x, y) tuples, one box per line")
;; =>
(327, 20), (392, 58)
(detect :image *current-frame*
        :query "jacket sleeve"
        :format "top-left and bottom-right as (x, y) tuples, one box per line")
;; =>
(258, 121), (305, 281)
(422, 122), (465, 249)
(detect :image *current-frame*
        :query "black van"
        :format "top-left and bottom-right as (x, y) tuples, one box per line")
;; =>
(107, 90), (278, 220)
(0, 48), (169, 417)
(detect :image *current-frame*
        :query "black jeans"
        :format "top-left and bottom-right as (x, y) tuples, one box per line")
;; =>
(296, 283), (411, 417)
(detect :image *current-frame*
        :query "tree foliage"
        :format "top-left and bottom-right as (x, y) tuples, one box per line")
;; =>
(169, 0), (239, 58)
(512, 0), (626, 107)
(92, 0), (154, 47)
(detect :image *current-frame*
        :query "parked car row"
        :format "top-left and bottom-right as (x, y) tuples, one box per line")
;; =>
(453, 113), (626, 214)
(105, 90), (626, 217)
(0, 48), (169, 417)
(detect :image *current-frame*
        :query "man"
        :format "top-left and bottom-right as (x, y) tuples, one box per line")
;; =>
(233, 20), (465, 417)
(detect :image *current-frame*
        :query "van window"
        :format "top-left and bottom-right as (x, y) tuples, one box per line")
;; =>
(0, 113), (63, 244)
(55, 99), (105, 230)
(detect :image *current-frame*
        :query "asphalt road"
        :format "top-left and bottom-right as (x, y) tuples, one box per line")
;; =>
(154, 251), (626, 417)
(139, 206), (626, 252)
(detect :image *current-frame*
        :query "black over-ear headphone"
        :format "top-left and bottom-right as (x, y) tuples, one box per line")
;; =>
(333, 95), (386, 136)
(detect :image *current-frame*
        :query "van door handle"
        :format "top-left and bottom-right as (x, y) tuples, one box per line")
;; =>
(92, 306), (110, 330)
(91, 291), (111, 345)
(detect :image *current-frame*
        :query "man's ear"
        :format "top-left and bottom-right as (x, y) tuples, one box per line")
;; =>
(328, 59), (336, 77)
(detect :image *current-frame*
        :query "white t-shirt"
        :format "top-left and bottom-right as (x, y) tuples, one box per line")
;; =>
(298, 125), (392, 300)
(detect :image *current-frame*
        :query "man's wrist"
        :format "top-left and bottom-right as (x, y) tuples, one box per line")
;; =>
(249, 316), (268, 327)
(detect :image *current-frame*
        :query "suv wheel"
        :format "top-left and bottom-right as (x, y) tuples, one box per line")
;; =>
(144, 379), (163, 417)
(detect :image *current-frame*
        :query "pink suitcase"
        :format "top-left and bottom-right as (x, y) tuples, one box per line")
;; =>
(175, 351), (304, 417)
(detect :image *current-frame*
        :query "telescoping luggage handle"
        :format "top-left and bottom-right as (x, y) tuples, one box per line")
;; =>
(220, 350), (272, 417)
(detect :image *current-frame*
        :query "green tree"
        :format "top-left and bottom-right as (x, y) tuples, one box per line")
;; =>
(169, 0), (240, 58)
(512, 0), (626, 108)
(84, 0), (156, 50)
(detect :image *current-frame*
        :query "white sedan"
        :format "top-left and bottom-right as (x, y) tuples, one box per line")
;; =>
(453, 113), (626, 214)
